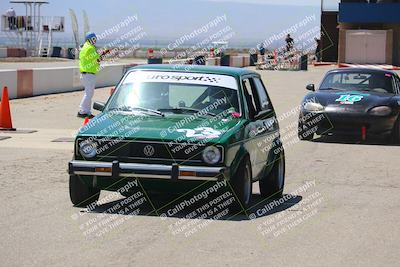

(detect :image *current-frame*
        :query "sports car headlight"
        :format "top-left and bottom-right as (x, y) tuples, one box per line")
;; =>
(202, 146), (221, 165)
(79, 140), (97, 158)
(304, 102), (324, 112)
(369, 106), (392, 116)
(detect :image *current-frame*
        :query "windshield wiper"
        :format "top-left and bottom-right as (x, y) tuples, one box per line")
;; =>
(158, 107), (216, 117)
(320, 87), (343, 91)
(110, 106), (165, 117)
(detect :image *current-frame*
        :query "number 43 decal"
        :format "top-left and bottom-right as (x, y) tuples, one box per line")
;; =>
(335, 94), (364, 104)
(177, 127), (222, 139)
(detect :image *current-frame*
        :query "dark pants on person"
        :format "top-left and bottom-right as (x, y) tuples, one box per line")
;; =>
(315, 49), (321, 62)
(8, 17), (16, 29)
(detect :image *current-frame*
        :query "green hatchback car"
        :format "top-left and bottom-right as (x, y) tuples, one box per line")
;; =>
(69, 65), (285, 209)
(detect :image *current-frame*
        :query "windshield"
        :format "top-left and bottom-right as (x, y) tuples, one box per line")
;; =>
(107, 71), (240, 115)
(320, 71), (395, 94)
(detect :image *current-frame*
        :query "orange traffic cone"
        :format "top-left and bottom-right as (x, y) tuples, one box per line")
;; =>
(83, 117), (90, 126)
(0, 86), (15, 131)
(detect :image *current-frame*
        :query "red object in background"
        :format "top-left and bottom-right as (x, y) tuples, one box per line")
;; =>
(110, 87), (115, 95)
(210, 48), (215, 58)
(7, 48), (26, 57)
(148, 48), (154, 59)
(0, 86), (15, 131)
(361, 126), (366, 141)
(83, 117), (90, 126)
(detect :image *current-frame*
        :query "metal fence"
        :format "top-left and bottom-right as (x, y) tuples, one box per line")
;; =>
(1, 15), (65, 32)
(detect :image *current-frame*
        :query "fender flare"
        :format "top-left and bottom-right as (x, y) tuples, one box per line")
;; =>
(229, 144), (250, 182)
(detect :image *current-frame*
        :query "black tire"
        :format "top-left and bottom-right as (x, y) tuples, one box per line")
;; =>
(392, 116), (400, 144)
(69, 175), (100, 207)
(259, 149), (285, 199)
(298, 121), (314, 141)
(231, 157), (252, 210)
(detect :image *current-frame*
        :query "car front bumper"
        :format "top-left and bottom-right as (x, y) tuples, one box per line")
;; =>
(68, 160), (226, 182)
(300, 111), (397, 136)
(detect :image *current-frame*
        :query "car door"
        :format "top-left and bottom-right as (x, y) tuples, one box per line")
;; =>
(242, 75), (279, 181)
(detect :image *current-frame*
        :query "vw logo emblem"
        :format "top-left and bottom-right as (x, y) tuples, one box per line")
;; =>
(143, 145), (155, 157)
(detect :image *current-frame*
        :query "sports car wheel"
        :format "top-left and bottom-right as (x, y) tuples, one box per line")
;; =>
(259, 149), (285, 199)
(232, 157), (252, 209)
(392, 116), (400, 144)
(69, 175), (100, 207)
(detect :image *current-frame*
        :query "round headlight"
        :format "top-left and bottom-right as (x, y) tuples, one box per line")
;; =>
(304, 102), (324, 112)
(79, 141), (97, 158)
(202, 146), (221, 165)
(369, 106), (392, 116)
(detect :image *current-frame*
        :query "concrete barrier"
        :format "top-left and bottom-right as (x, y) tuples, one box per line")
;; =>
(229, 55), (250, 67)
(2, 63), (132, 100)
(0, 70), (18, 99)
(96, 64), (125, 87)
(159, 51), (176, 59)
(0, 48), (7, 58)
(206, 57), (221, 66)
(1, 55), (252, 100)
(166, 58), (190, 66)
(7, 48), (27, 57)
(134, 50), (148, 58)
(33, 67), (76, 96)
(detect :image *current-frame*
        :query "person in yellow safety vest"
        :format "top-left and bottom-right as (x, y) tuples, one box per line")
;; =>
(77, 32), (109, 118)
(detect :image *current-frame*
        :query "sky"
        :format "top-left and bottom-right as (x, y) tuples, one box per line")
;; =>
(0, 0), (340, 47)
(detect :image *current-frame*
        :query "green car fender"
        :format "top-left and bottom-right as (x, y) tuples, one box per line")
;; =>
(227, 143), (251, 182)
(262, 137), (284, 180)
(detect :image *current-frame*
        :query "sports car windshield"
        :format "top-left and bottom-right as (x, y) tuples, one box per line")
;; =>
(107, 71), (240, 115)
(320, 71), (395, 94)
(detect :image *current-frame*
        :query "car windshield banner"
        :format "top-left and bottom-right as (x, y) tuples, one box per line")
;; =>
(124, 71), (239, 90)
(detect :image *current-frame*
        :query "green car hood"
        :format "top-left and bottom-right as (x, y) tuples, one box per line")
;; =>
(79, 112), (245, 144)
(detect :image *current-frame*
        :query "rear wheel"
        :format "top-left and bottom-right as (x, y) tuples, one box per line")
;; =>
(69, 175), (100, 207)
(231, 157), (252, 210)
(392, 116), (400, 144)
(259, 149), (285, 199)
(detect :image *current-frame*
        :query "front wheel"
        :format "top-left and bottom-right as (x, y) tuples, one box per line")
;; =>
(69, 175), (100, 207)
(231, 157), (253, 209)
(259, 149), (285, 199)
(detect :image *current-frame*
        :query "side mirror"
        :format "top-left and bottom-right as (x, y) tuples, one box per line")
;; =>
(93, 101), (105, 111)
(306, 84), (315, 91)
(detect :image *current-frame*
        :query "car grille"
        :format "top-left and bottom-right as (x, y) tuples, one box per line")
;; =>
(78, 138), (223, 164)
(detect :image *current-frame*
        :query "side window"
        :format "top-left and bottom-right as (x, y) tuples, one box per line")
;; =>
(253, 77), (270, 110)
(395, 77), (400, 94)
(391, 77), (397, 94)
(332, 74), (341, 84)
(242, 78), (258, 117)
